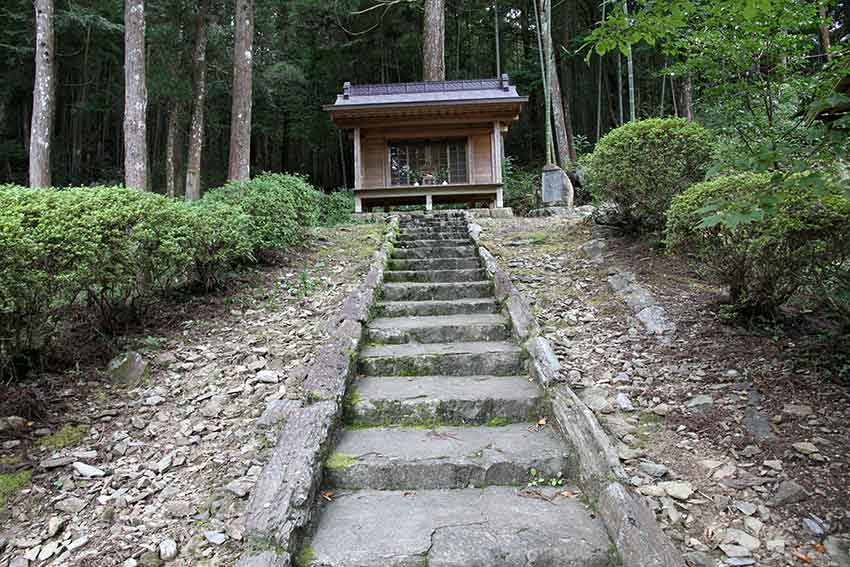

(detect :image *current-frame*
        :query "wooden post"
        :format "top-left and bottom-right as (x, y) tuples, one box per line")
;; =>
(492, 121), (503, 183)
(353, 127), (362, 189)
(425, 193), (433, 211)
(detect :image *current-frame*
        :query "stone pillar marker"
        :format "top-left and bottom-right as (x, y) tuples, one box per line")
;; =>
(541, 164), (574, 209)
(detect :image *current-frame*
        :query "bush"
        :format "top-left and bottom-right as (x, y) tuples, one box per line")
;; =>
(584, 118), (714, 231)
(666, 172), (850, 315)
(1, 174), (325, 377)
(321, 190), (355, 225)
(203, 173), (322, 251)
(502, 157), (539, 215)
(188, 201), (256, 289)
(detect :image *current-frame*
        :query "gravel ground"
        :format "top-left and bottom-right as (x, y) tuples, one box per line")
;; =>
(0, 222), (385, 567)
(478, 215), (850, 567)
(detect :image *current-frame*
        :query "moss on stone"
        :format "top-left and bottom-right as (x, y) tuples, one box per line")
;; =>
(294, 545), (317, 567)
(38, 424), (90, 449)
(485, 416), (510, 427)
(0, 469), (32, 508)
(325, 452), (357, 471)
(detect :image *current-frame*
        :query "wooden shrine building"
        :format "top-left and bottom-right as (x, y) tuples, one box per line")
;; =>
(325, 75), (527, 213)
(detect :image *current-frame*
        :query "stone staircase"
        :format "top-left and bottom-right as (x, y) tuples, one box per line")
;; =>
(300, 213), (612, 567)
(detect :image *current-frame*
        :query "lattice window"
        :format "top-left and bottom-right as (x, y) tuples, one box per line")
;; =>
(389, 139), (468, 186)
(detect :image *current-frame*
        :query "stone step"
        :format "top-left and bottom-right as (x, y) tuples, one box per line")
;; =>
(358, 341), (524, 377)
(376, 298), (500, 317)
(366, 314), (510, 344)
(391, 245), (477, 259)
(346, 374), (541, 426)
(398, 231), (468, 241)
(381, 281), (492, 302)
(384, 268), (486, 284)
(388, 257), (481, 271)
(395, 238), (470, 248)
(301, 487), (611, 567)
(326, 423), (569, 490)
(399, 222), (467, 230)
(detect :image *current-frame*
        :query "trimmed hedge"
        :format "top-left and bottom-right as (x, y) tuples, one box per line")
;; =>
(584, 118), (714, 231)
(0, 173), (323, 377)
(203, 172), (322, 251)
(320, 189), (355, 226)
(666, 172), (850, 314)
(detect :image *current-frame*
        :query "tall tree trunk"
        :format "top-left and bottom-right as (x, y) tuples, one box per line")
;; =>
(493, 0), (501, 77)
(550, 58), (572, 167)
(683, 76), (695, 121)
(29, 0), (55, 188)
(623, 1), (636, 122)
(228, 0), (254, 181)
(124, 0), (147, 190)
(595, 0), (606, 141)
(818, 3), (831, 61)
(422, 0), (445, 81)
(165, 101), (179, 198)
(557, 18), (577, 162)
(185, 0), (209, 201)
(534, 0), (554, 164)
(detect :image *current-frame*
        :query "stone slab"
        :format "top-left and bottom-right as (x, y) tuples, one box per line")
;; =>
(384, 268), (487, 283)
(380, 281), (493, 301)
(348, 374), (542, 425)
(376, 298), (500, 317)
(366, 314), (510, 344)
(327, 424), (570, 490)
(392, 246), (477, 259)
(359, 341), (524, 376)
(304, 487), (610, 567)
(245, 400), (338, 546)
(395, 238), (470, 248)
(388, 257), (481, 271)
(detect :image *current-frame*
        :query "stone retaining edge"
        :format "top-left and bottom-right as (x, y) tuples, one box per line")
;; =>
(465, 213), (685, 567)
(237, 216), (400, 567)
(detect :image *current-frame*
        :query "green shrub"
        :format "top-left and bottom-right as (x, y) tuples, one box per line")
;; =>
(204, 173), (322, 252)
(321, 190), (355, 225)
(584, 118), (714, 231)
(666, 172), (850, 315)
(502, 157), (539, 216)
(188, 201), (255, 289)
(0, 186), (197, 373)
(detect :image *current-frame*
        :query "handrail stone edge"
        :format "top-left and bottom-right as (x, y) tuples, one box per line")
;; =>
(237, 216), (400, 567)
(465, 212), (686, 567)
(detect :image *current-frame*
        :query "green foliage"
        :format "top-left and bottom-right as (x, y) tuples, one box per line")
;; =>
(321, 190), (355, 226)
(0, 176), (323, 378)
(584, 118), (714, 231)
(527, 468), (565, 488)
(188, 201), (256, 289)
(666, 172), (850, 315)
(38, 424), (90, 449)
(0, 469), (32, 509)
(203, 173), (321, 253)
(502, 157), (540, 216)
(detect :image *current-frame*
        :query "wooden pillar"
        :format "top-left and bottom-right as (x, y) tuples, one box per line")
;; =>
(353, 127), (362, 189)
(425, 193), (433, 211)
(353, 127), (362, 213)
(492, 121), (503, 183)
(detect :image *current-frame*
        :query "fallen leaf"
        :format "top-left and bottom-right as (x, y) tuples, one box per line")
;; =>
(558, 489), (577, 498)
(403, 491), (416, 497)
(427, 430), (460, 440)
(518, 488), (556, 503)
(537, 417), (548, 426)
(813, 544), (825, 553)
(321, 491), (333, 502)
(793, 551), (813, 564)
